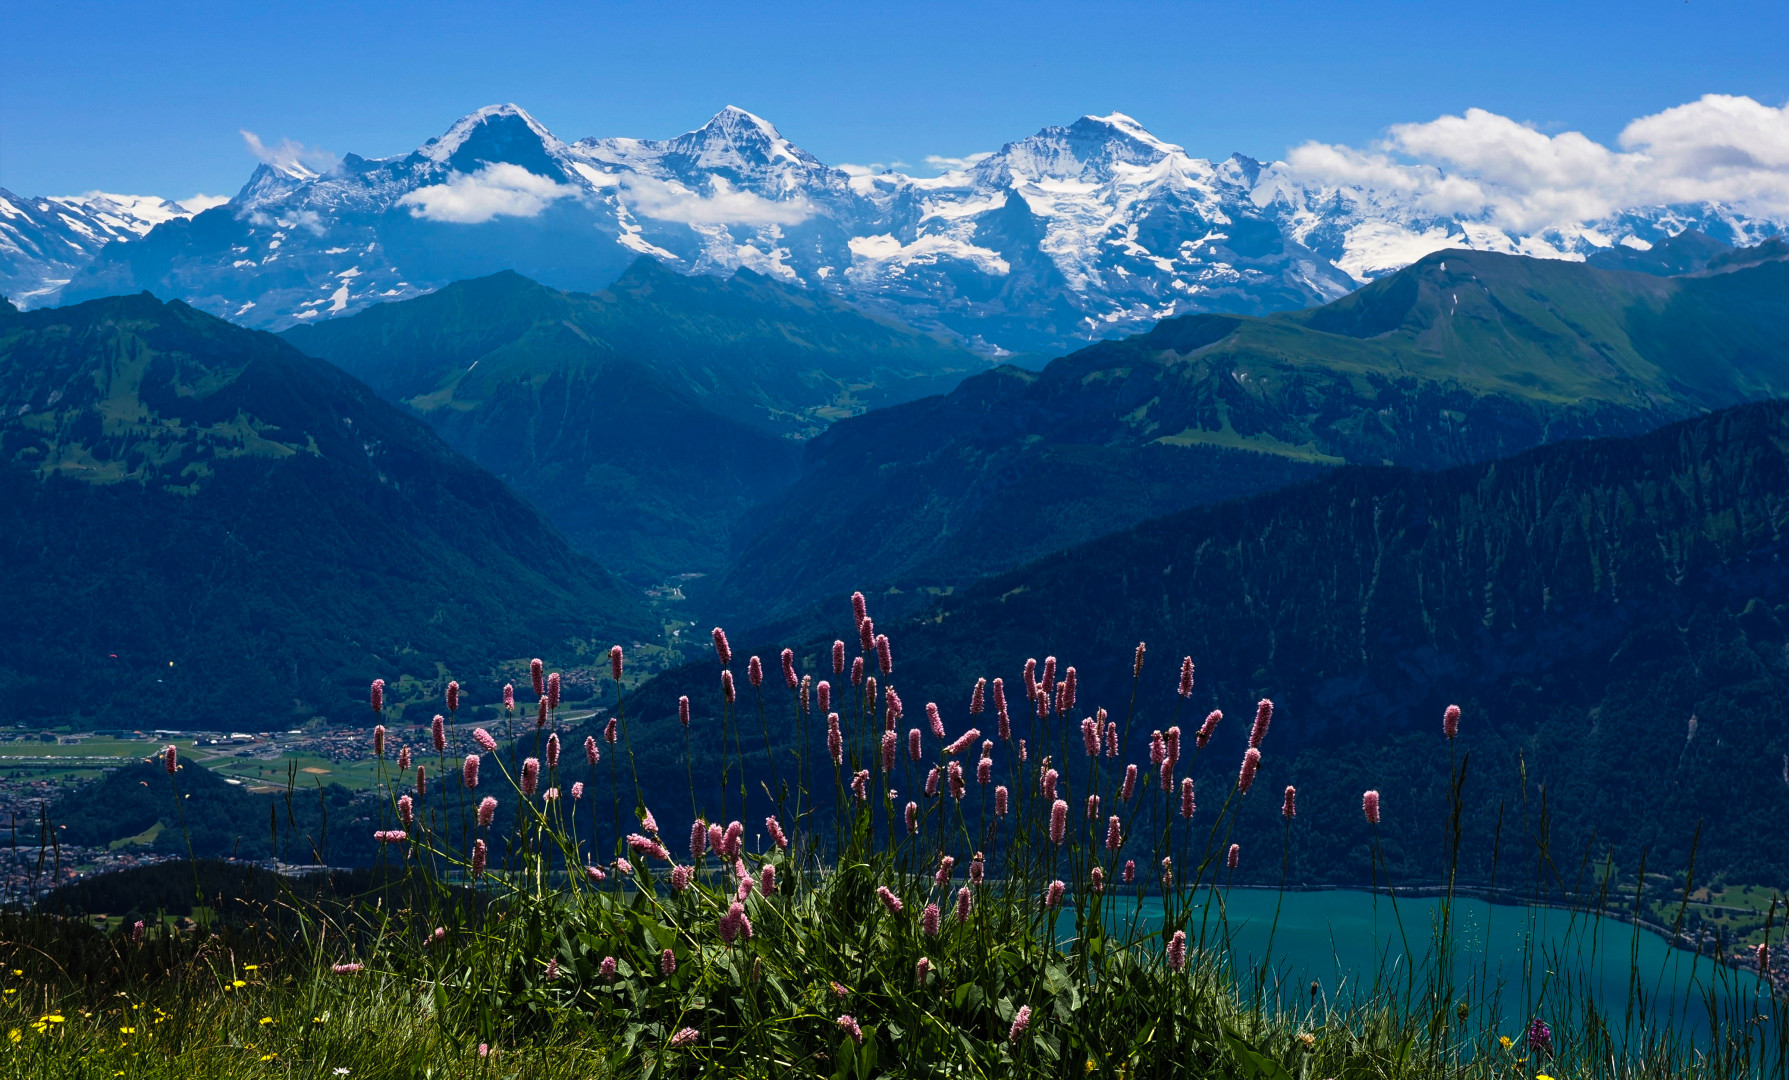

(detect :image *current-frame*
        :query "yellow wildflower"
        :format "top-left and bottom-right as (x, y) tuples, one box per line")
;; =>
(7, 1029), (18, 1044)
(260, 1054), (277, 1062)
(1499, 1036), (1513, 1049)
(119, 1026), (135, 1034)
(259, 1017), (274, 1025)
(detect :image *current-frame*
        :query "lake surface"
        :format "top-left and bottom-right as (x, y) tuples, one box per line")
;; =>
(1125, 888), (1774, 1043)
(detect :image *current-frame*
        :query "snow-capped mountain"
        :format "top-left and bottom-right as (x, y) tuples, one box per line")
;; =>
(23, 104), (1787, 354)
(0, 190), (220, 306)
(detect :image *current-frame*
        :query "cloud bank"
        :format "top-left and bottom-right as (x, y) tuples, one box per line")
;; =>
(1287, 94), (1789, 234)
(398, 164), (581, 224)
(620, 175), (814, 226)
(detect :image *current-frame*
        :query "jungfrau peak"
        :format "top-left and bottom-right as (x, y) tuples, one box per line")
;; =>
(10, 104), (1783, 354)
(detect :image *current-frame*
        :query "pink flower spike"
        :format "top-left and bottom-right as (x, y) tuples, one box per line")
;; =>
(1086, 793), (1100, 820)
(827, 711), (843, 766)
(817, 680), (831, 715)
(604, 717), (618, 745)
(759, 863), (776, 894)
(1250, 699), (1273, 749)
(915, 956), (931, 984)
(711, 628), (731, 667)
(1049, 799), (1068, 845)
(1123, 860), (1136, 885)
(545, 732), (560, 769)
(397, 795), (413, 826)
(432, 713), (446, 753)
(721, 669), (736, 704)
(977, 756), (992, 785)
(1178, 656), (1194, 698)
(970, 677), (986, 715)
(1180, 777), (1195, 819)
(571, 781), (584, 800)
(1363, 789), (1381, 825)
(416, 766), (426, 797)
(1134, 641), (1147, 677)
(1081, 717), (1099, 758)
(832, 639), (846, 675)
(1060, 666), (1076, 713)
(678, 695), (690, 728)
(1045, 880), (1065, 908)
(477, 796), (496, 826)
(586, 864), (606, 883)
(781, 648), (798, 690)
(994, 785), (1009, 817)
(748, 655), (763, 688)
(1105, 814), (1122, 851)
(585, 734), (599, 765)
(670, 1027), (699, 1049)
(935, 855), (956, 885)
(948, 759), (966, 800)
(1282, 785), (1297, 820)
(463, 753), (479, 791)
(1227, 843), (1240, 871)
(1168, 929), (1188, 971)
(609, 645), (623, 682)
(766, 815), (789, 849)
(875, 633), (892, 676)
(530, 658), (544, 697)
(945, 727), (981, 756)
(1009, 1004), (1032, 1042)
(1122, 764), (1138, 802)
(955, 885), (972, 923)
(600, 956), (616, 982)
(851, 655), (864, 687)
(1197, 709), (1221, 749)
(373, 725), (386, 757)
(473, 727), (498, 752)
(922, 903), (941, 936)
(881, 730), (897, 772)
(877, 885), (904, 914)
(1091, 866), (1105, 893)
(661, 948), (677, 974)
(536, 697), (547, 729)
(502, 683), (514, 711)
(906, 801), (918, 834)
(854, 769), (870, 802)
(369, 679), (385, 713)
(837, 1014), (863, 1044)
(1444, 703), (1461, 740)
(708, 823), (725, 854)
(471, 838), (487, 877)
(1237, 747), (1261, 795)
(520, 757), (539, 796)
(545, 671), (560, 710)
(908, 727), (923, 761)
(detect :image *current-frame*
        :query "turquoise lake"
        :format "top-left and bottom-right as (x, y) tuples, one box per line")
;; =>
(1121, 888), (1774, 1043)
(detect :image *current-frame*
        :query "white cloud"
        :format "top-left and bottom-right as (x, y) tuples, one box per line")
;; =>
(924, 152), (993, 173)
(1287, 94), (1789, 234)
(178, 194), (230, 214)
(239, 130), (337, 177)
(397, 163), (581, 224)
(621, 175), (813, 226)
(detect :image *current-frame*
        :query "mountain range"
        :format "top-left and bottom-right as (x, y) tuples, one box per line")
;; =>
(279, 258), (980, 583)
(7, 104), (1782, 355)
(0, 292), (654, 728)
(707, 246), (1789, 623)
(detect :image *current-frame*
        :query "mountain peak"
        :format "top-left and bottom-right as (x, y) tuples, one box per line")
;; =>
(421, 104), (568, 174)
(666, 105), (819, 172)
(1079, 112), (1183, 156)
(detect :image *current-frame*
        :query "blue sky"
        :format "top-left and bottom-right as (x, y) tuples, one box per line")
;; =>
(3, 0), (1786, 199)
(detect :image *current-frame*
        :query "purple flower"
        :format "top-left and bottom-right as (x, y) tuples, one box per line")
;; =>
(1168, 929), (1187, 971)
(670, 1027), (700, 1048)
(521, 757), (539, 796)
(473, 727), (498, 752)
(370, 679), (385, 713)
(477, 796), (497, 826)
(463, 753), (479, 791)
(1009, 1004), (1032, 1042)
(877, 885), (904, 914)
(922, 903), (941, 936)
(432, 714), (446, 753)
(836, 1014), (863, 1044)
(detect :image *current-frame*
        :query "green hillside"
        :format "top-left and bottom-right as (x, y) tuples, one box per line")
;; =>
(281, 259), (984, 582)
(0, 293), (654, 728)
(711, 248), (1789, 623)
(626, 397), (1789, 888)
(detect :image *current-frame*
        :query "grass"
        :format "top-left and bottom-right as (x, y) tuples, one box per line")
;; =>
(3, 603), (1784, 1078)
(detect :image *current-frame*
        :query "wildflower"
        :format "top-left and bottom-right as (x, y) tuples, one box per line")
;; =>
(1105, 719), (1119, 758)
(1091, 866), (1105, 892)
(373, 724), (386, 757)
(994, 680), (1011, 739)
(600, 956), (617, 982)
(884, 685), (901, 726)
(1237, 747), (1261, 794)
(945, 727), (980, 756)
(721, 669), (736, 703)
(1178, 656), (1194, 697)
(1122, 764), (1138, 801)
(521, 757), (539, 795)
(477, 796), (497, 826)
(670, 1027), (700, 1048)
(875, 634), (892, 676)
(1527, 1018), (1552, 1055)
(977, 756), (992, 785)
(923, 903), (941, 936)
(1444, 703), (1461, 740)
(1045, 880), (1065, 908)
(1160, 856), (1173, 888)
(661, 948), (676, 974)
(916, 956), (931, 984)
(708, 822), (726, 853)
(604, 717), (618, 745)
(1009, 1004), (1032, 1042)
(1124, 860), (1136, 885)
(1086, 794), (1100, 820)
(1181, 777), (1196, 819)
(1227, 843), (1240, 870)
(995, 785), (1009, 817)
(1363, 789), (1381, 825)
(1042, 767), (1059, 801)
(765, 815), (788, 849)
(1758, 942), (1771, 974)
(616, 858), (634, 876)
(585, 864), (606, 883)
(1150, 730), (1166, 766)
(748, 655), (764, 688)
(471, 839), (487, 877)
(472, 726), (497, 752)
(780, 648), (798, 690)
(906, 801), (919, 834)
(609, 645), (624, 681)
(851, 655), (864, 687)
(503, 683), (514, 711)
(925, 766), (941, 798)
(669, 865), (692, 891)
(1061, 667), (1076, 713)
(398, 746), (411, 772)
(1050, 799), (1068, 845)
(969, 852), (985, 884)
(571, 780), (583, 800)
(723, 820), (744, 857)
(1282, 785), (1297, 820)
(1197, 709), (1222, 749)
(462, 753), (480, 790)
(827, 712), (843, 766)
(935, 855), (956, 885)
(759, 863), (776, 894)
(165, 744), (178, 774)
(831, 638), (847, 676)
(948, 761), (967, 800)
(370, 679), (385, 713)
(877, 885), (904, 914)
(530, 658), (544, 696)
(1168, 930), (1187, 971)
(1250, 699), (1273, 749)
(1024, 658), (1038, 698)
(1160, 760), (1172, 790)
(677, 695), (690, 729)
(546, 671), (560, 710)
(1082, 717), (1099, 757)
(397, 795), (413, 826)
(536, 697), (548, 728)
(837, 1014), (863, 1044)
(853, 769), (870, 802)
(860, 614), (876, 653)
(546, 732), (560, 769)
(331, 964), (362, 975)
(1042, 656), (1057, 695)
(1164, 725), (1180, 765)
(1105, 814), (1123, 851)
(545, 958), (559, 981)
(132, 920), (144, 943)
(584, 734), (599, 766)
